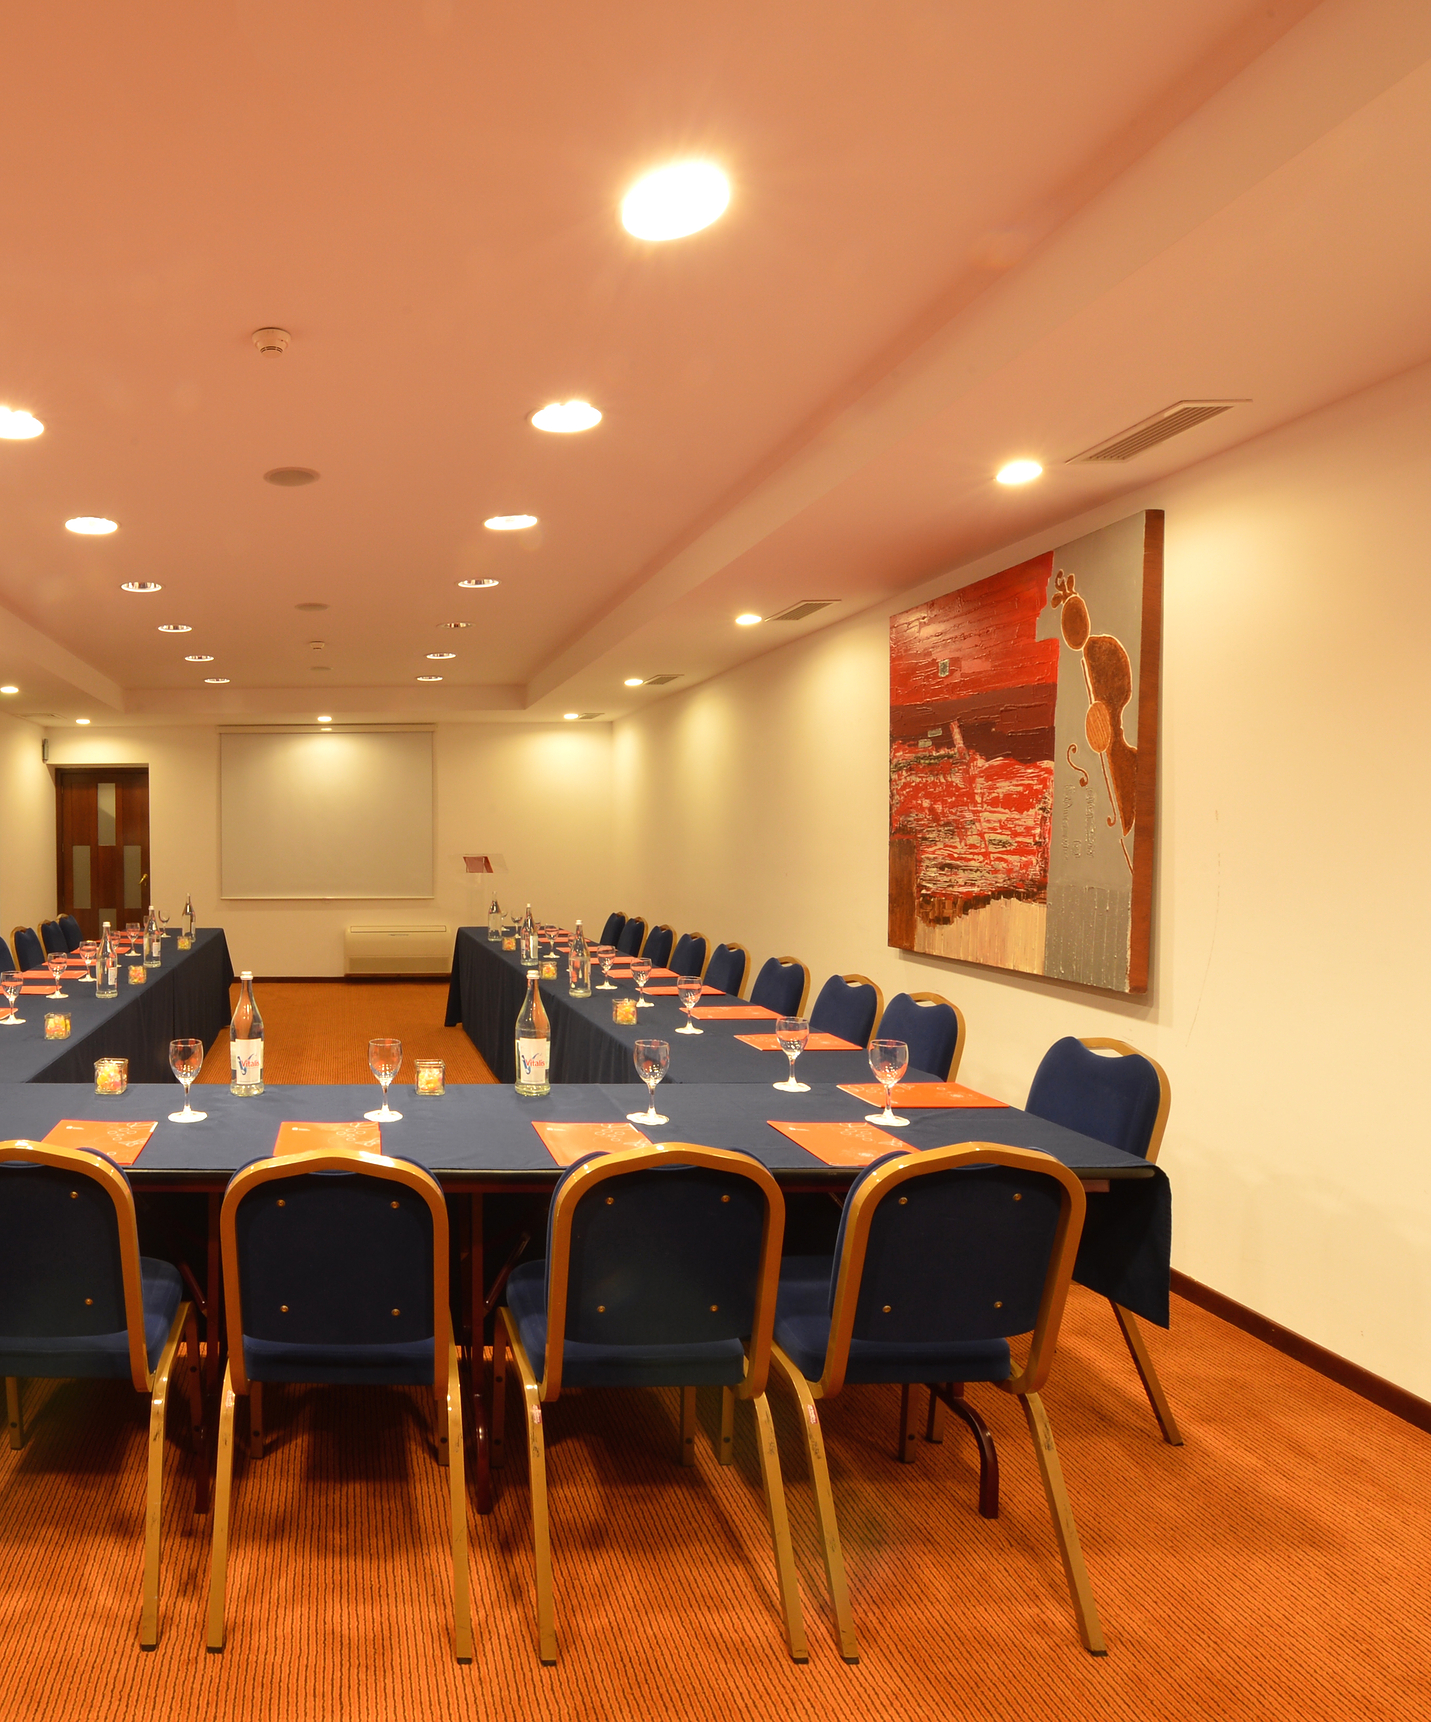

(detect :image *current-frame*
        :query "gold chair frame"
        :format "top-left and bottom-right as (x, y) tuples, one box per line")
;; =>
(205, 1147), (472, 1662)
(0, 1138), (205, 1650)
(493, 1143), (808, 1665)
(769, 1143), (1105, 1661)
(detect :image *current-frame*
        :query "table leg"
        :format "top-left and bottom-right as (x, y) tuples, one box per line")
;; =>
(470, 1193), (492, 1514)
(205, 1192), (223, 1395)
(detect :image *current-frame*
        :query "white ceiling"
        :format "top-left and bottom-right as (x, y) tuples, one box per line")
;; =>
(1, 0), (1427, 728)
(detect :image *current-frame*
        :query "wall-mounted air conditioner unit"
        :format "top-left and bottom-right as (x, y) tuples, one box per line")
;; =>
(343, 924), (451, 976)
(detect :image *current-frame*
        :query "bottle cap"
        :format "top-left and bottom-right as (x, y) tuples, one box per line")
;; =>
(526, 970), (539, 979)
(240, 969), (253, 979)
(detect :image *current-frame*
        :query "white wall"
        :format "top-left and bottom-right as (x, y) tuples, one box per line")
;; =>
(611, 359), (1431, 1398)
(0, 709), (57, 947)
(40, 722), (614, 977)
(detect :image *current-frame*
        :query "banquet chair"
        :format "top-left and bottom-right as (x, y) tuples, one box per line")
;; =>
(1025, 1035), (1181, 1446)
(769, 1144), (1105, 1661)
(669, 931), (708, 978)
(0, 935), (14, 974)
(597, 911), (626, 948)
(808, 974), (883, 1047)
(641, 924), (674, 969)
(704, 942), (748, 997)
(876, 992), (964, 1081)
(39, 920), (68, 956)
(11, 927), (44, 972)
(615, 917), (647, 957)
(205, 1148), (472, 1662)
(57, 914), (84, 952)
(496, 1144), (807, 1666)
(0, 1138), (205, 1650)
(749, 956), (810, 1018)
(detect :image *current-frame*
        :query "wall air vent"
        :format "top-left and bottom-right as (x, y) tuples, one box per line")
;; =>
(768, 599), (837, 622)
(641, 674), (682, 687)
(1069, 401), (1247, 463)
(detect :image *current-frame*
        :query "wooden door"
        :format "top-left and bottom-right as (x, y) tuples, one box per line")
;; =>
(55, 768), (151, 942)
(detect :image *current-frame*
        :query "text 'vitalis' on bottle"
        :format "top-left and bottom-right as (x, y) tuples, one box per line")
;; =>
(230, 971), (265, 1096)
(514, 969), (551, 1097)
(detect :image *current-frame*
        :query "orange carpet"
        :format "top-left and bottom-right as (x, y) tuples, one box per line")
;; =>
(0, 1289), (1428, 1720)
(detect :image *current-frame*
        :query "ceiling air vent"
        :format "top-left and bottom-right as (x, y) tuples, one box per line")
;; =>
(578, 711), (603, 720)
(768, 599), (836, 622)
(641, 673), (682, 687)
(1069, 401), (1247, 463)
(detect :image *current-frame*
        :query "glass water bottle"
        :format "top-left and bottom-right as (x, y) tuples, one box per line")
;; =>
(96, 921), (118, 999)
(144, 905), (162, 968)
(230, 971), (265, 1097)
(514, 970), (551, 1097)
(183, 894), (195, 939)
(519, 903), (539, 966)
(568, 919), (591, 998)
(487, 896), (502, 941)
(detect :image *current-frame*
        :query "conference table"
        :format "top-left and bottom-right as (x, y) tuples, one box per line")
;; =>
(0, 929), (235, 1085)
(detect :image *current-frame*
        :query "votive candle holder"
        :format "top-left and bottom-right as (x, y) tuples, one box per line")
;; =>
(95, 1057), (128, 1096)
(414, 1059), (445, 1097)
(612, 997), (638, 1026)
(45, 1012), (72, 1040)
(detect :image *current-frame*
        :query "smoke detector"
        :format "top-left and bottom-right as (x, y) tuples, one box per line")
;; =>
(252, 327), (291, 356)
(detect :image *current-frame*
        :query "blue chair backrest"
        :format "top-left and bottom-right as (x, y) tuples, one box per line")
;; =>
(40, 921), (68, 956)
(669, 934), (707, 978)
(642, 926), (673, 968)
(750, 958), (804, 1017)
(0, 1161), (129, 1338)
(878, 994), (959, 1080)
(12, 927), (44, 971)
(1026, 1037), (1161, 1159)
(57, 915), (84, 952)
(598, 912), (626, 948)
(809, 976), (878, 1045)
(833, 1159), (1064, 1343)
(704, 944), (745, 996)
(615, 918), (646, 957)
(0, 936), (14, 973)
(233, 1172), (435, 1349)
(551, 1163), (767, 1349)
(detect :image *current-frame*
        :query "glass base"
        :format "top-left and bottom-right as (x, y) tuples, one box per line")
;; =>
(676, 1024), (703, 1034)
(1, 1015), (25, 1025)
(865, 1110), (910, 1127)
(364, 1106), (403, 1123)
(47, 989), (68, 998)
(596, 981), (616, 989)
(636, 998), (655, 1007)
(774, 1078), (811, 1092)
(627, 1108), (668, 1126)
(168, 1107), (208, 1123)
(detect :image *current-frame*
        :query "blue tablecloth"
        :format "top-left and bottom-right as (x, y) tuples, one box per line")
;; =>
(0, 930), (234, 1085)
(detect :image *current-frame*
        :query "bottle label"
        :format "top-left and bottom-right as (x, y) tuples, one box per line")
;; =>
(231, 1038), (264, 1082)
(516, 1038), (549, 1083)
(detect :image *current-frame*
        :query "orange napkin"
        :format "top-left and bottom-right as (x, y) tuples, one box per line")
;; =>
(531, 1120), (651, 1166)
(766, 1120), (907, 1167)
(644, 984), (723, 997)
(21, 970), (58, 981)
(837, 1082), (1008, 1109)
(21, 985), (60, 995)
(274, 1121), (382, 1157)
(646, 967), (677, 979)
(736, 1032), (861, 1052)
(692, 1004), (777, 1019)
(42, 1119), (157, 1167)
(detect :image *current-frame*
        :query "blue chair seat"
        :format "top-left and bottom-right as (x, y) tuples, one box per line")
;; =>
(243, 1334), (434, 1386)
(506, 1259), (748, 1389)
(773, 1256), (1011, 1385)
(0, 1256), (182, 1380)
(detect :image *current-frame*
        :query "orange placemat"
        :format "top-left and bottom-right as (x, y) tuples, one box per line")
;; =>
(646, 967), (677, 980)
(645, 984), (723, 997)
(736, 1032), (861, 1052)
(692, 1003), (777, 1019)
(42, 1119), (158, 1167)
(531, 1120), (651, 1167)
(273, 1121), (382, 1157)
(766, 1120), (907, 1167)
(837, 1082), (1008, 1109)
(21, 985), (63, 995)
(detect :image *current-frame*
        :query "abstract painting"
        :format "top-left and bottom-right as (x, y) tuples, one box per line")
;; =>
(888, 510), (1162, 993)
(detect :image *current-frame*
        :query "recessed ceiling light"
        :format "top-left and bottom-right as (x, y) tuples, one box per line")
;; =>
(67, 517), (118, 535)
(317, 715), (332, 723)
(310, 665), (331, 672)
(264, 467), (320, 486)
(996, 459), (1043, 485)
(562, 712), (579, 721)
(426, 652), (456, 660)
(204, 677), (230, 685)
(416, 674), (443, 682)
(295, 601), (329, 611)
(75, 717), (91, 726)
(621, 161), (730, 241)
(120, 581), (162, 593)
(158, 623), (192, 633)
(531, 400), (602, 434)
(308, 640), (326, 650)
(483, 515), (537, 532)
(0, 407), (43, 439)
(438, 621), (474, 629)
(0, 685), (18, 695)
(623, 677), (644, 687)
(735, 612), (762, 626)
(184, 654), (215, 663)
(457, 578), (499, 590)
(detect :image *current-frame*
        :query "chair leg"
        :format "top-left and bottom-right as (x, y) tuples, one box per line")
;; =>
(435, 1379), (450, 1468)
(1019, 1390), (1106, 1655)
(139, 1303), (187, 1650)
(205, 1365), (239, 1653)
(491, 1323), (507, 1471)
(931, 1383), (999, 1518)
(716, 1384), (735, 1465)
(770, 1347), (856, 1662)
(925, 1385), (947, 1444)
(748, 1388), (809, 1663)
(182, 1309), (209, 1514)
(445, 1342), (474, 1663)
(248, 1380), (264, 1461)
(5, 1378), (22, 1450)
(1112, 1302), (1184, 1446)
(679, 1385), (697, 1467)
(499, 1310), (556, 1664)
(897, 1383), (918, 1463)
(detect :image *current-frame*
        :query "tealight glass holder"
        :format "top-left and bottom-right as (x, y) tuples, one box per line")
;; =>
(95, 1057), (128, 1096)
(127, 964), (146, 985)
(177, 934), (194, 950)
(501, 933), (517, 951)
(539, 957), (559, 980)
(45, 1012), (72, 1040)
(612, 997), (638, 1026)
(414, 1058), (445, 1097)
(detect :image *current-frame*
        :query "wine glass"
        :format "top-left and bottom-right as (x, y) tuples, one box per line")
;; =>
(45, 952), (70, 998)
(675, 975), (704, 1034)
(631, 957), (654, 1007)
(77, 941), (98, 982)
(168, 1037), (208, 1122)
(364, 1037), (404, 1122)
(158, 908), (171, 938)
(125, 922), (141, 947)
(595, 948), (617, 990)
(627, 1039), (670, 1125)
(0, 971), (25, 1026)
(865, 1039), (910, 1126)
(773, 1017), (811, 1092)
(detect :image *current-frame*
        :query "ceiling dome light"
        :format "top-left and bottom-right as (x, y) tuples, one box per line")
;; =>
(457, 578), (499, 589)
(996, 459), (1043, 485)
(426, 652), (456, 660)
(204, 677), (230, 685)
(120, 581), (162, 593)
(158, 623), (192, 633)
(67, 517), (118, 535)
(0, 685), (17, 695)
(75, 717), (91, 725)
(621, 161), (730, 241)
(735, 612), (762, 627)
(417, 674), (444, 682)
(562, 712), (579, 721)
(185, 654), (215, 663)
(0, 407), (43, 439)
(531, 400), (602, 434)
(623, 677), (644, 687)
(483, 515), (537, 532)
(317, 715), (333, 723)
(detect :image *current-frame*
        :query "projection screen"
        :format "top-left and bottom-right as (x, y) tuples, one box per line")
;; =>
(220, 730), (434, 899)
